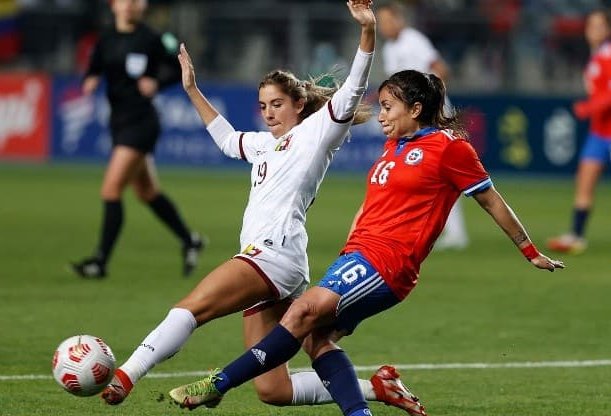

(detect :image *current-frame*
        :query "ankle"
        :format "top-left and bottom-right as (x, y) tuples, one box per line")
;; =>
(115, 368), (134, 393)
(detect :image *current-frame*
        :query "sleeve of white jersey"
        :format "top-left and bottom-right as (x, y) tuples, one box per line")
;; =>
(328, 48), (374, 123)
(206, 115), (267, 163)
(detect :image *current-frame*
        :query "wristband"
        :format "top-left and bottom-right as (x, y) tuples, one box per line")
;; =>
(521, 243), (540, 261)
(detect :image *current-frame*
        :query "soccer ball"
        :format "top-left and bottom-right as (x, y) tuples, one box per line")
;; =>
(52, 335), (116, 397)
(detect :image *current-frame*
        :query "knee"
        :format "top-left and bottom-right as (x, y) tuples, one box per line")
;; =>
(280, 300), (319, 338)
(100, 185), (121, 201)
(254, 384), (291, 406)
(174, 298), (214, 326)
(100, 182), (122, 200)
(257, 387), (292, 406)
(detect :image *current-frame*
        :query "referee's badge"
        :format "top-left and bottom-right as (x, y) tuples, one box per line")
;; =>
(405, 148), (424, 165)
(126, 53), (148, 78)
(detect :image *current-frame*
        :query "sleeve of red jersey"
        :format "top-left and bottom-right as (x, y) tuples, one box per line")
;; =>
(440, 139), (493, 197)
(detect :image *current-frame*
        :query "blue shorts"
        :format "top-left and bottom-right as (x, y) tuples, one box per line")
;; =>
(318, 252), (400, 334)
(580, 133), (611, 163)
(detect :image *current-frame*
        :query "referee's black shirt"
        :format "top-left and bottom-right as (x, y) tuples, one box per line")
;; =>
(85, 23), (180, 127)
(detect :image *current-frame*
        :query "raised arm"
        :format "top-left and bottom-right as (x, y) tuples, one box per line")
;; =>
(327, 0), (376, 122)
(473, 187), (565, 272)
(178, 43), (246, 157)
(177, 43), (220, 126)
(349, 0), (375, 54)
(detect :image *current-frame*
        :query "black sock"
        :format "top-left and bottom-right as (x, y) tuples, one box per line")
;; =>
(95, 200), (123, 264)
(148, 193), (191, 245)
(572, 208), (590, 238)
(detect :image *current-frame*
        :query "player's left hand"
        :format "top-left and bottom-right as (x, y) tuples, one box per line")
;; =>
(347, 0), (375, 28)
(177, 42), (197, 94)
(138, 76), (158, 97)
(530, 254), (565, 272)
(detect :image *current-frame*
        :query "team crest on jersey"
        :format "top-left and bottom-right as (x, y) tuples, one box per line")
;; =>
(405, 148), (424, 165)
(274, 134), (293, 152)
(125, 53), (148, 78)
(242, 244), (262, 257)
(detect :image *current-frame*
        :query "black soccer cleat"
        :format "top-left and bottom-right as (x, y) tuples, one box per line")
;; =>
(71, 257), (107, 279)
(182, 232), (207, 277)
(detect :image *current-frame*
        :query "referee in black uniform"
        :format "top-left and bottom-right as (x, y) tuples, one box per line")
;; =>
(72, 0), (205, 278)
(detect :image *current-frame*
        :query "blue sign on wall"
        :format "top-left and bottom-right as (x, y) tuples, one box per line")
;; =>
(50, 76), (588, 174)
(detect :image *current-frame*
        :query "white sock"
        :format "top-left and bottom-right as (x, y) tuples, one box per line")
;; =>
(290, 371), (376, 405)
(119, 307), (197, 383)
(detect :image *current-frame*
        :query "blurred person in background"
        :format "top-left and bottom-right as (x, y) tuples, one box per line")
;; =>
(71, 0), (205, 278)
(168, 68), (564, 416)
(548, 8), (611, 254)
(101, 1), (421, 413)
(375, 0), (469, 250)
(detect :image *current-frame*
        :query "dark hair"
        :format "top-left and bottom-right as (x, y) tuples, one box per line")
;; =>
(259, 70), (371, 125)
(378, 70), (466, 137)
(588, 8), (611, 25)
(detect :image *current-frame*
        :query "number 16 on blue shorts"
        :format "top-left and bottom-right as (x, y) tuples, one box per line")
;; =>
(318, 251), (400, 334)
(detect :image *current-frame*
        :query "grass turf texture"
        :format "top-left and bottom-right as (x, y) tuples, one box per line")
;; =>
(0, 163), (610, 415)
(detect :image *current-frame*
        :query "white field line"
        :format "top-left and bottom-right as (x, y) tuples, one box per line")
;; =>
(2, 359), (611, 381)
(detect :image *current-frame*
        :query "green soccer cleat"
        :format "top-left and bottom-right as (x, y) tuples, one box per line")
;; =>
(168, 370), (224, 410)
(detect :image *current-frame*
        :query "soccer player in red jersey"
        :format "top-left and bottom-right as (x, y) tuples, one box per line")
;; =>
(548, 9), (611, 254)
(168, 70), (564, 416)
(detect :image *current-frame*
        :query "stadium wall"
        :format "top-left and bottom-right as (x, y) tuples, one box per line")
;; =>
(0, 74), (588, 174)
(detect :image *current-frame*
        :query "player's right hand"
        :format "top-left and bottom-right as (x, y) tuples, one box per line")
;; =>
(530, 254), (565, 272)
(178, 43), (197, 94)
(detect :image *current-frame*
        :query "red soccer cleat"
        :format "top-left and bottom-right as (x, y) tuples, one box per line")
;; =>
(101, 369), (133, 405)
(370, 365), (427, 416)
(546, 234), (587, 254)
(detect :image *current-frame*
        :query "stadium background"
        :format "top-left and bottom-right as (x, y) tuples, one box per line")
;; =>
(1, 0), (605, 172)
(1, 1), (611, 416)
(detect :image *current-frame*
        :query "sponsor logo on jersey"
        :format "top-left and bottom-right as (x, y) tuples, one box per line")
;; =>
(274, 134), (293, 151)
(405, 148), (424, 165)
(242, 244), (262, 257)
(126, 53), (148, 78)
(263, 239), (273, 247)
(251, 348), (266, 366)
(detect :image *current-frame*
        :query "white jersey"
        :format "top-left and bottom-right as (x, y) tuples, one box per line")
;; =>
(382, 27), (439, 76)
(207, 49), (373, 279)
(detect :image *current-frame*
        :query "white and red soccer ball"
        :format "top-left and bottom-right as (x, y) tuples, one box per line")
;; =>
(52, 335), (116, 396)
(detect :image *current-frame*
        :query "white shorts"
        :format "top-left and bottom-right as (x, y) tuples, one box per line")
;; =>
(234, 241), (309, 315)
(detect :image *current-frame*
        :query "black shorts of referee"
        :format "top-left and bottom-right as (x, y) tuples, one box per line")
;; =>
(110, 115), (161, 154)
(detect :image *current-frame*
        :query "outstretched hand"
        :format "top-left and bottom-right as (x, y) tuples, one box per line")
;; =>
(530, 253), (565, 272)
(177, 43), (197, 93)
(347, 0), (375, 28)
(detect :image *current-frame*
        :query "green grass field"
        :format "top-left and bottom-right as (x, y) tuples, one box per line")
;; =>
(1, 163), (610, 416)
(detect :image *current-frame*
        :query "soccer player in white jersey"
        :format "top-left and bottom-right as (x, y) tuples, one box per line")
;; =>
(376, 1), (469, 250)
(101, 1), (422, 413)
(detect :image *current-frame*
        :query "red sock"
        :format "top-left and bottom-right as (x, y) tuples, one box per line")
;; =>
(114, 369), (134, 393)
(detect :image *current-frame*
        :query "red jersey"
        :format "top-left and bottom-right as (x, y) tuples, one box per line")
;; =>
(342, 129), (491, 300)
(583, 41), (611, 138)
